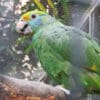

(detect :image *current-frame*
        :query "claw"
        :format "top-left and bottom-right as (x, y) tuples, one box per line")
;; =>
(55, 85), (70, 95)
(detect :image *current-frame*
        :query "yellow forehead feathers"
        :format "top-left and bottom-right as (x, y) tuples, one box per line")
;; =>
(20, 9), (47, 21)
(21, 14), (30, 21)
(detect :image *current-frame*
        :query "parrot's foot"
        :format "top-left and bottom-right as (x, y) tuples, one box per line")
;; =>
(67, 90), (87, 100)
(87, 94), (92, 100)
(55, 85), (86, 100)
(55, 85), (70, 95)
(55, 85), (76, 100)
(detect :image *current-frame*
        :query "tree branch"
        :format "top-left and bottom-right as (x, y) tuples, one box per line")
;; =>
(0, 74), (68, 100)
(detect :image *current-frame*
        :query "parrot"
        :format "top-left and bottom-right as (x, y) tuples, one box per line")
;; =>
(16, 10), (100, 100)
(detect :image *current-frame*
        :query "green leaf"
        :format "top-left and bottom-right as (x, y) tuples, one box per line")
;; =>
(32, 0), (46, 12)
(24, 42), (34, 54)
(16, 36), (30, 45)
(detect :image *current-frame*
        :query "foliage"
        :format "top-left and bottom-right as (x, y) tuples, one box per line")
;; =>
(20, 0), (70, 23)
(32, 0), (46, 12)
(16, 35), (33, 54)
(60, 0), (70, 24)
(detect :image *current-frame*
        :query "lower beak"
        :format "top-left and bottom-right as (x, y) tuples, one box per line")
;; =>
(16, 20), (32, 35)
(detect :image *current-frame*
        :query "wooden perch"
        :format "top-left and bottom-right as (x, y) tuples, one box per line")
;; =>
(0, 74), (68, 100)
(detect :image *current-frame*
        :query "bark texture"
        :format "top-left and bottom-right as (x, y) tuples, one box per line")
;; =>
(0, 74), (68, 100)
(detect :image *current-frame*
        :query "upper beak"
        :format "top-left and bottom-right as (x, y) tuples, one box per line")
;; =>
(16, 20), (32, 35)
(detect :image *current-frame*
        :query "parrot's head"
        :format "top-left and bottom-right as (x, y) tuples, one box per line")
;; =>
(16, 9), (48, 35)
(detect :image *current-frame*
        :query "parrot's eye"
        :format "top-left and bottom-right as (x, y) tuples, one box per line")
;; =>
(31, 14), (36, 19)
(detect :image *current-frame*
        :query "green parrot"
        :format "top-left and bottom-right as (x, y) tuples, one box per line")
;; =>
(16, 10), (100, 99)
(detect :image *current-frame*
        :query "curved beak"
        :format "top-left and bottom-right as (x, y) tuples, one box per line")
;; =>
(16, 20), (33, 35)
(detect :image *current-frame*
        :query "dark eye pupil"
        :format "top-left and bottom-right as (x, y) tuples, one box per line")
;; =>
(32, 14), (36, 18)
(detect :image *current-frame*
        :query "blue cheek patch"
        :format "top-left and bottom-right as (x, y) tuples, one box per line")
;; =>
(28, 17), (41, 29)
